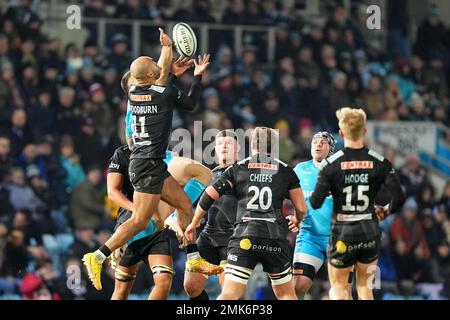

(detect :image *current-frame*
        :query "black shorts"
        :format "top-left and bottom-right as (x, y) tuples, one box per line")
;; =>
(119, 229), (172, 267)
(197, 232), (228, 266)
(227, 237), (292, 274)
(327, 234), (381, 268)
(128, 158), (170, 194)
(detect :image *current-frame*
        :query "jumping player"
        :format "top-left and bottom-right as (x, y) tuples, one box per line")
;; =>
(120, 56), (224, 275)
(189, 127), (307, 300)
(293, 132), (337, 299)
(82, 39), (211, 289)
(183, 130), (240, 300)
(309, 108), (405, 300)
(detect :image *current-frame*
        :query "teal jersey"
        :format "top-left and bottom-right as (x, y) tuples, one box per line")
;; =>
(294, 160), (333, 236)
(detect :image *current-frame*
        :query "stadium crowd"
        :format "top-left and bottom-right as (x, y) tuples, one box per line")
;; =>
(0, 0), (449, 299)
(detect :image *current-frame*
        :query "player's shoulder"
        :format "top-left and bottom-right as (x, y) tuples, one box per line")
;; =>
(320, 149), (345, 170)
(113, 145), (131, 157)
(367, 148), (385, 162)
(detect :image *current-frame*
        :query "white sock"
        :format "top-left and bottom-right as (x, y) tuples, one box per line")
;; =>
(94, 250), (107, 263)
(187, 252), (200, 260)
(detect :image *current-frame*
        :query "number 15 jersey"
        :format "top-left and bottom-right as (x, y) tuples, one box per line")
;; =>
(309, 147), (405, 241)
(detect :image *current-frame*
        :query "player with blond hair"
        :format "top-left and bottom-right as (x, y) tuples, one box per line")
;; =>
(309, 107), (405, 300)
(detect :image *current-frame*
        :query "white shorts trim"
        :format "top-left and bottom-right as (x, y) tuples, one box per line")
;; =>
(293, 252), (324, 272)
(225, 264), (253, 285)
(269, 267), (293, 285)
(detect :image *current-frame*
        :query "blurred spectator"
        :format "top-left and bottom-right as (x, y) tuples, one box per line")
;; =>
(0, 136), (12, 181)
(362, 75), (384, 119)
(414, 4), (449, 62)
(69, 166), (109, 231)
(2, 109), (34, 157)
(387, 0), (410, 59)
(59, 137), (85, 193)
(390, 197), (431, 259)
(275, 120), (295, 163)
(1, 229), (29, 278)
(439, 182), (450, 213)
(114, 0), (148, 20)
(4, 167), (45, 215)
(107, 34), (131, 75)
(222, 0), (247, 25)
(144, 0), (166, 23)
(16, 144), (48, 181)
(398, 155), (430, 198)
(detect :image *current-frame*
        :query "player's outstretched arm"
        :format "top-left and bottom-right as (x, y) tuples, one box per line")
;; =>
(107, 173), (134, 212)
(155, 27), (173, 86)
(289, 187), (307, 223)
(376, 162), (406, 220)
(185, 179), (232, 242)
(174, 54), (210, 112)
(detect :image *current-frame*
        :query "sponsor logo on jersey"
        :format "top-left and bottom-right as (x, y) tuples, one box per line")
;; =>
(240, 238), (252, 250)
(331, 258), (344, 267)
(251, 244), (282, 253)
(247, 163), (278, 170)
(341, 161), (373, 170)
(129, 94), (152, 102)
(347, 240), (376, 252)
(109, 162), (120, 170)
(227, 253), (238, 261)
(335, 240), (347, 254)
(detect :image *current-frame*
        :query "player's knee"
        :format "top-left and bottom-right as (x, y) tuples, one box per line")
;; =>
(129, 216), (149, 232)
(294, 278), (309, 297)
(196, 168), (212, 185)
(329, 285), (349, 300)
(154, 274), (172, 294)
(184, 276), (203, 297)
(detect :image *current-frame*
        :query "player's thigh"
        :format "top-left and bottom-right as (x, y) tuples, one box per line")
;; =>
(133, 191), (161, 221)
(355, 259), (378, 287)
(167, 157), (211, 185)
(220, 277), (248, 300)
(224, 242), (257, 288)
(293, 234), (326, 281)
(327, 262), (354, 287)
(159, 175), (191, 209)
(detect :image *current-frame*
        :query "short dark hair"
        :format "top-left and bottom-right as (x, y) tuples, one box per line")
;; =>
(216, 129), (238, 141)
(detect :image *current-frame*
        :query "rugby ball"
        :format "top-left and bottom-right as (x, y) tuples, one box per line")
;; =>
(172, 22), (197, 57)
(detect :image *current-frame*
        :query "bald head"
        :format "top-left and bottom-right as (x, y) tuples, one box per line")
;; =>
(130, 56), (160, 85)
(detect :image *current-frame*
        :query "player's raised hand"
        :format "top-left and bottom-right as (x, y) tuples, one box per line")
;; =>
(286, 215), (299, 233)
(193, 53), (210, 76)
(159, 27), (172, 47)
(171, 56), (194, 77)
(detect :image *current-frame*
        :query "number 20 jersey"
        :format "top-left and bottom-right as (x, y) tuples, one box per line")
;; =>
(220, 154), (301, 241)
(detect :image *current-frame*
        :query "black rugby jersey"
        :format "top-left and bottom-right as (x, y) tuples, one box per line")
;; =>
(107, 145), (133, 223)
(218, 154), (300, 241)
(310, 147), (405, 241)
(202, 165), (238, 247)
(128, 76), (201, 159)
